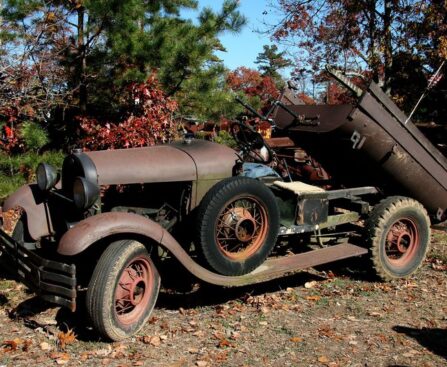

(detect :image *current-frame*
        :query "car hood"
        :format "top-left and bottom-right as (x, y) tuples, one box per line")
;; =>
(85, 139), (238, 185)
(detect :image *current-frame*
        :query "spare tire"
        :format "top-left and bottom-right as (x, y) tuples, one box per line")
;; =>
(196, 176), (280, 276)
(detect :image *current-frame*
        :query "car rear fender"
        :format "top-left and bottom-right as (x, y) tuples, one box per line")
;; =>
(2, 184), (52, 240)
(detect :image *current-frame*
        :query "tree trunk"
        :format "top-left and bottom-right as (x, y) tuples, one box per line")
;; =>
(367, 0), (379, 82)
(78, 7), (87, 113)
(383, 0), (393, 94)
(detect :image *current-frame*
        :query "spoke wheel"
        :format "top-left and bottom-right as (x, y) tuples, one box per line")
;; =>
(86, 240), (160, 341)
(216, 197), (268, 260)
(114, 257), (154, 326)
(197, 176), (279, 276)
(365, 196), (430, 281)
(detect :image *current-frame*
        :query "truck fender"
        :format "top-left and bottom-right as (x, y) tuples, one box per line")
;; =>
(3, 184), (52, 240)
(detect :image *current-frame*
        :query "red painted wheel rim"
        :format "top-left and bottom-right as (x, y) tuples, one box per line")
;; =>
(384, 218), (419, 267)
(114, 256), (154, 325)
(215, 196), (268, 261)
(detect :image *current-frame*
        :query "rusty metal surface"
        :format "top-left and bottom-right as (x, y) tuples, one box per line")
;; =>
(172, 140), (238, 206)
(265, 137), (295, 148)
(171, 140), (238, 181)
(358, 92), (447, 191)
(57, 212), (367, 287)
(85, 145), (196, 185)
(57, 212), (164, 256)
(347, 108), (447, 215)
(0, 228), (76, 311)
(296, 198), (328, 226)
(368, 82), (447, 172)
(274, 105), (353, 132)
(352, 93), (447, 216)
(85, 140), (237, 186)
(272, 83), (447, 217)
(2, 184), (52, 240)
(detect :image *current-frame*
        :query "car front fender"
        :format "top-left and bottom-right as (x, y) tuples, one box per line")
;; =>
(3, 184), (52, 240)
(57, 212), (164, 256)
(57, 212), (256, 287)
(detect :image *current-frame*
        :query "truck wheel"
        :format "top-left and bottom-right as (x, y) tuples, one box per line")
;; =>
(197, 176), (279, 276)
(365, 196), (430, 281)
(86, 240), (160, 341)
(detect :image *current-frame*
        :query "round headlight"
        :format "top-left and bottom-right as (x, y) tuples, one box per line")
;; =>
(73, 177), (100, 210)
(36, 163), (59, 192)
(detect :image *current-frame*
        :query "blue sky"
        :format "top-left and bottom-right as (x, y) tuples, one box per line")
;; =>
(182, 0), (280, 70)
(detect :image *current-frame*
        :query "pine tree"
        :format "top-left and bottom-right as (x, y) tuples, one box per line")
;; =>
(255, 45), (291, 86)
(1, 0), (246, 122)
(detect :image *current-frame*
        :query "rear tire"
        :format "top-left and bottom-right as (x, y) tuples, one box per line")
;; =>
(365, 196), (430, 281)
(86, 240), (160, 341)
(197, 176), (280, 276)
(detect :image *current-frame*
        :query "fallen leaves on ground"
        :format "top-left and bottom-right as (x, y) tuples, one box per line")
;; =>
(0, 230), (445, 366)
(57, 328), (77, 350)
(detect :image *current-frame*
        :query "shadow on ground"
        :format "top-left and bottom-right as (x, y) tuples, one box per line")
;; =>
(156, 270), (325, 311)
(3, 253), (372, 342)
(393, 326), (447, 360)
(7, 268), (326, 342)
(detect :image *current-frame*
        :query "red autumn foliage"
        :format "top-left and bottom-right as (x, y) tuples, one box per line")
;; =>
(0, 107), (19, 153)
(297, 93), (316, 105)
(325, 75), (367, 105)
(226, 67), (280, 114)
(79, 75), (178, 150)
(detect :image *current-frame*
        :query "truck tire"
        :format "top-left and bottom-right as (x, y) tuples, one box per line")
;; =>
(365, 196), (430, 281)
(197, 176), (280, 276)
(86, 240), (160, 341)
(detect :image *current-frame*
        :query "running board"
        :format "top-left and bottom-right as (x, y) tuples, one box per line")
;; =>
(189, 243), (368, 287)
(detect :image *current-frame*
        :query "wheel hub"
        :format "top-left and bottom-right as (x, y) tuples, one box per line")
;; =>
(115, 258), (152, 323)
(129, 280), (146, 306)
(385, 219), (418, 263)
(216, 197), (268, 260)
(223, 207), (258, 242)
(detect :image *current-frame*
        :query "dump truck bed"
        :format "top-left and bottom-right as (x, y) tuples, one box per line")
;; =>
(274, 82), (447, 221)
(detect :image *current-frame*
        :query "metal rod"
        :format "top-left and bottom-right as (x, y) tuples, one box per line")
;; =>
(404, 60), (445, 124)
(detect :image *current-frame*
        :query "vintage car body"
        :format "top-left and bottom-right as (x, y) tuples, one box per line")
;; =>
(0, 70), (438, 341)
(3, 140), (239, 241)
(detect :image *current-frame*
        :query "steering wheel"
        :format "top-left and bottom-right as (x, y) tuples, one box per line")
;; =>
(230, 121), (274, 164)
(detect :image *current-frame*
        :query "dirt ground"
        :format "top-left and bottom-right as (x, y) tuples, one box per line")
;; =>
(0, 231), (446, 367)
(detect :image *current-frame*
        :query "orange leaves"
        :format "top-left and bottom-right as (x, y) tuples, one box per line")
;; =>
(1, 208), (22, 235)
(57, 329), (77, 350)
(306, 295), (321, 302)
(438, 36), (447, 59)
(2, 339), (19, 352)
(289, 336), (304, 343)
(50, 352), (70, 365)
(140, 335), (161, 347)
(1, 338), (32, 353)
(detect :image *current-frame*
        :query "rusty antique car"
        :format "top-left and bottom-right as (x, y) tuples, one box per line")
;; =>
(0, 70), (445, 341)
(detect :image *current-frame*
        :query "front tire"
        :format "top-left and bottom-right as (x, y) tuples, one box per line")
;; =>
(86, 240), (160, 341)
(365, 196), (430, 281)
(197, 176), (280, 276)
